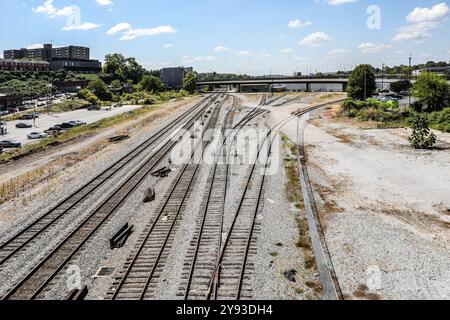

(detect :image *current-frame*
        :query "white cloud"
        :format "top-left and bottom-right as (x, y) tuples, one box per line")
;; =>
(393, 3), (449, 42)
(182, 55), (216, 63)
(26, 44), (44, 49)
(163, 43), (174, 48)
(326, 48), (350, 58)
(325, 0), (358, 5)
(358, 43), (393, 54)
(96, 0), (113, 6)
(258, 54), (271, 58)
(299, 32), (331, 46)
(120, 25), (176, 41)
(407, 3), (449, 23)
(107, 22), (131, 35)
(34, 1), (100, 32)
(33, 0), (76, 17)
(63, 22), (100, 31)
(214, 46), (231, 52)
(236, 51), (251, 56)
(288, 19), (312, 29)
(421, 53), (432, 59)
(281, 48), (294, 53)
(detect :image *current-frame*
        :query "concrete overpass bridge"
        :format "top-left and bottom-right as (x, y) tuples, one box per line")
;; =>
(197, 78), (403, 93)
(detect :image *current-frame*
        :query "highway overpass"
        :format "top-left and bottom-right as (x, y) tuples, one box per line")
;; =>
(197, 78), (405, 93)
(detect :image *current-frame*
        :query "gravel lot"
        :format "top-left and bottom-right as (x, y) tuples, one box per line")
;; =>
(274, 100), (450, 300)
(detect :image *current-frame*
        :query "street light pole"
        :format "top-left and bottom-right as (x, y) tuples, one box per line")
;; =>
(364, 69), (367, 100)
(381, 63), (385, 98)
(409, 54), (412, 107)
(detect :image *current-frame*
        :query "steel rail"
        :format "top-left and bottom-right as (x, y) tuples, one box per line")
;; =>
(0, 95), (213, 267)
(109, 97), (226, 300)
(2, 94), (221, 300)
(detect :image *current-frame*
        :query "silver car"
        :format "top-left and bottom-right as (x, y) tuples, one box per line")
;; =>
(27, 131), (48, 139)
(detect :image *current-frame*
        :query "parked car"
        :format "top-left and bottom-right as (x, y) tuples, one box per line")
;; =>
(113, 103), (122, 108)
(399, 90), (411, 97)
(19, 112), (40, 120)
(385, 93), (403, 100)
(59, 122), (76, 129)
(0, 140), (21, 148)
(16, 123), (32, 129)
(44, 126), (63, 135)
(74, 120), (87, 126)
(27, 132), (48, 139)
(87, 105), (101, 111)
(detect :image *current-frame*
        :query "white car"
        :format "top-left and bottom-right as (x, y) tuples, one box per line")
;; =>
(27, 132), (48, 140)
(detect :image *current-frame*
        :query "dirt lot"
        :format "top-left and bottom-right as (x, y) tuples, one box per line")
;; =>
(299, 107), (450, 300)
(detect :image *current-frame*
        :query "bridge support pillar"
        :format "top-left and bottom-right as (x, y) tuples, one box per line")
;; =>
(306, 83), (311, 92)
(342, 82), (348, 92)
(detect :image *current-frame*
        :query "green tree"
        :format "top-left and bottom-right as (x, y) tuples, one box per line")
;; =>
(111, 79), (122, 89)
(390, 80), (412, 94)
(78, 89), (99, 105)
(87, 78), (112, 101)
(412, 72), (450, 112)
(347, 64), (377, 100)
(103, 53), (144, 84)
(409, 112), (437, 149)
(138, 75), (163, 93)
(183, 72), (197, 94)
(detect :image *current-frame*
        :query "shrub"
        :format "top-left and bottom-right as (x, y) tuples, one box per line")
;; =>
(428, 108), (450, 133)
(409, 112), (437, 149)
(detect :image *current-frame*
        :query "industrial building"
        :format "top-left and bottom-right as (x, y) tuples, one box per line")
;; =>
(0, 88), (22, 111)
(2, 44), (101, 73)
(160, 67), (193, 89)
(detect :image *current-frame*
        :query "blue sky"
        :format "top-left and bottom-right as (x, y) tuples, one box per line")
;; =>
(0, 0), (449, 75)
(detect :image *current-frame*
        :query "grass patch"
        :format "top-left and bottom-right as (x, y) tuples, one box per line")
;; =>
(353, 284), (381, 300)
(269, 252), (279, 257)
(281, 134), (317, 273)
(341, 99), (450, 134)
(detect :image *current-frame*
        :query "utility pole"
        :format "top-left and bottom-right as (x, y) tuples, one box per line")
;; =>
(364, 69), (367, 100)
(381, 63), (385, 98)
(409, 54), (412, 107)
(270, 68), (273, 96)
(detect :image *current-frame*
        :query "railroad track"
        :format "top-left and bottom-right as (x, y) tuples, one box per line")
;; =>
(106, 97), (225, 300)
(198, 101), (344, 300)
(0, 94), (215, 268)
(264, 93), (289, 106)
(2, 94), (225, 300)
(179, 95), (272, 300)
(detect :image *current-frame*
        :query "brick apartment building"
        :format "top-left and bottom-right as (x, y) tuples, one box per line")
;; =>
(2, 44), (101, 73)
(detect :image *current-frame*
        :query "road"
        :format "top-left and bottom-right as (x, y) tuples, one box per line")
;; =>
(1, 105), (142, 147)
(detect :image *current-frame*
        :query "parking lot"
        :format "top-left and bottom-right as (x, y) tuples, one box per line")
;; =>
(1, 105), (142, 147)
